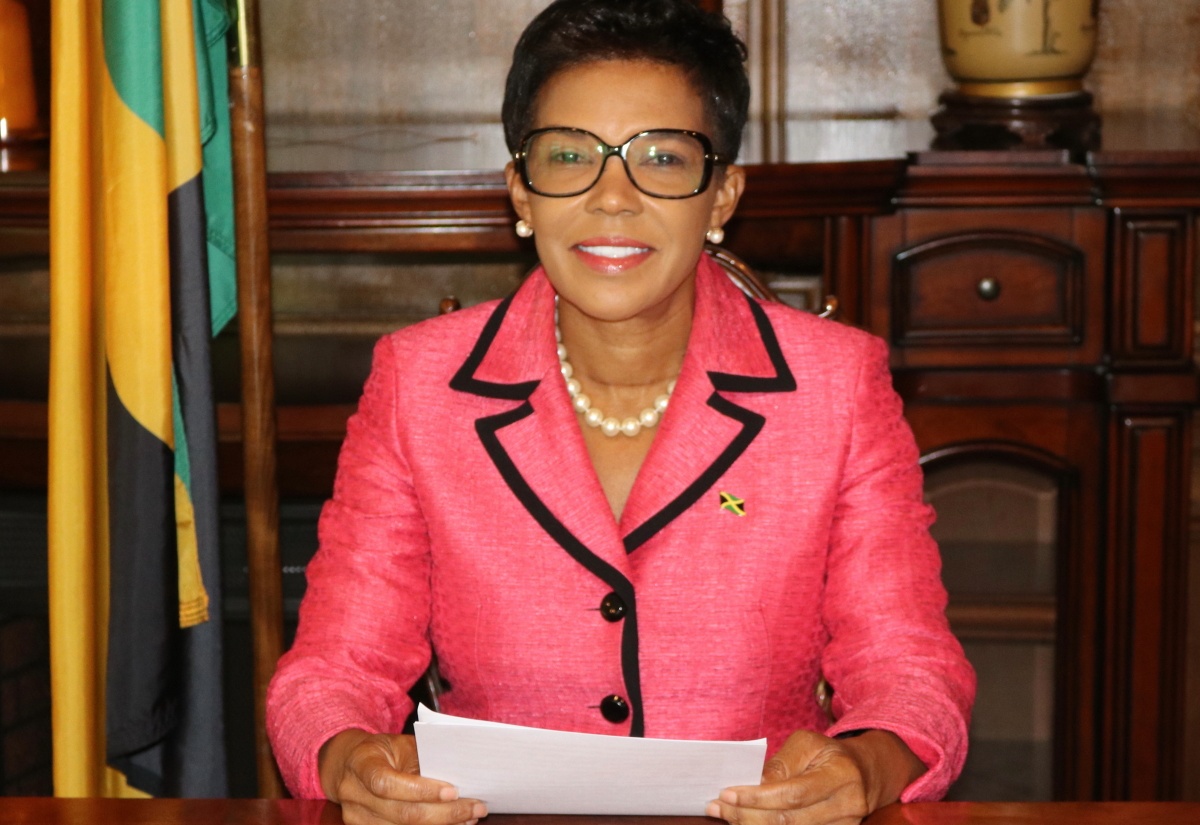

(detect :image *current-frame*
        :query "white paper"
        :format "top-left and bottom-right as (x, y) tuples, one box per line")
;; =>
(413, 705), (767, 816)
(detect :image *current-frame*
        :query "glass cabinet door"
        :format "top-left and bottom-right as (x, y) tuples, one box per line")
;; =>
(925, 458), (1060, 801)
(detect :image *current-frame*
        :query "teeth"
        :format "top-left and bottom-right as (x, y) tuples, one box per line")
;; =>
(578, 245), (648, 259)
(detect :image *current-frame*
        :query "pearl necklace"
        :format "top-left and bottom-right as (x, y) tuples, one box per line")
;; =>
(555, 305), (676, 438)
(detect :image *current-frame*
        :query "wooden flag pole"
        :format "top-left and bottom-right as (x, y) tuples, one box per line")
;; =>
(229, 0), (285, 799)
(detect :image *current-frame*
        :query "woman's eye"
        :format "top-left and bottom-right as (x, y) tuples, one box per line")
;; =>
(642, 151), (683, 167)
(549, 149), (590, 165)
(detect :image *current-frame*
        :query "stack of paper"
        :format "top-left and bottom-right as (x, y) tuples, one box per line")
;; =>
(414, 705), (767, 815)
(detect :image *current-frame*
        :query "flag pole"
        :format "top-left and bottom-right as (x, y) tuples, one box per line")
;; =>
(229, 0), (285, 798)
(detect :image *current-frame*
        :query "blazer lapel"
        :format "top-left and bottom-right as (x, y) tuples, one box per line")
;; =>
(450, 271), (631, 579)
(619, 255), (797, 552)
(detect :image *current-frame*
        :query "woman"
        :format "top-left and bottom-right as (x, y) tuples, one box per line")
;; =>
(267, 2), (975, 824)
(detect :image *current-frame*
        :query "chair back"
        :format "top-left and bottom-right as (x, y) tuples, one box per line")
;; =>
(707, 246), (840, 320)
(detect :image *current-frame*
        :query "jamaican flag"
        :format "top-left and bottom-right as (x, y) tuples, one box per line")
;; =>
(48, 0), (237, 797)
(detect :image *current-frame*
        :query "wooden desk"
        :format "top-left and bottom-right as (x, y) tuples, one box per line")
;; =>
(2, 800), (1199, 825)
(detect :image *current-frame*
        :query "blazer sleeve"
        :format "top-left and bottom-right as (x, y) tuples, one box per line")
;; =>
(819, 335), (976, 801)
(267, 334), (434, 798)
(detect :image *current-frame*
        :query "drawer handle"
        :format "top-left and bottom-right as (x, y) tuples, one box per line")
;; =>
(976, 277), (1001, 301)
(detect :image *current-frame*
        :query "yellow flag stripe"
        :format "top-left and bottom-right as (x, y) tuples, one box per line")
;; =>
(174, 474), (210, 626)
(48, 0), (103, 796)
(161, 0), (203, 191)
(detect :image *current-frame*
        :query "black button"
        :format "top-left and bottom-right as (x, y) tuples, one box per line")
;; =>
(599, 694), (630, 723)
(599, 592), (627, 622)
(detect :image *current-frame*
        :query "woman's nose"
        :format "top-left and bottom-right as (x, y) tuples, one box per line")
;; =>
(585, 155), (641, 214)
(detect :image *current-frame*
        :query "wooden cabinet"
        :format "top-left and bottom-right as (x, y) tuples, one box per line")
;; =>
(1, 120), (1197, 801)
(861, 149), (1197, 800)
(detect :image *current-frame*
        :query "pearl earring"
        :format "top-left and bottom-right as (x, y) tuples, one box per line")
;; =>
(706, 226), (725, 245)
(515, 219), (534, 238)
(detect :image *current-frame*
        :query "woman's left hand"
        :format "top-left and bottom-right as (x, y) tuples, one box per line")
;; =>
(706, 729), (926, 825)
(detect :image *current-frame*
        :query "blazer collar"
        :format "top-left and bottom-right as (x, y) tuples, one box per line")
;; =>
(451, 253), (795, 395)
(686, 252), (797, 394)
(448, 269), (558, 399)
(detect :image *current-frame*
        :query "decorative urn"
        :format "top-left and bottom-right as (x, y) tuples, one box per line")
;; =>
(933, 0), (1102, 149)
(938, 0), (1100, 98)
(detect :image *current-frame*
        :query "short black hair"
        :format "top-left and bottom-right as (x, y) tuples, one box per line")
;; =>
(502, 0), (750, 161)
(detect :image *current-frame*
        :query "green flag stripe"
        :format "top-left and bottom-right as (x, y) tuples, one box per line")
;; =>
(102, 0), (165, 137)
(198, 0), (238, 334)
(171, 374), (191, 491)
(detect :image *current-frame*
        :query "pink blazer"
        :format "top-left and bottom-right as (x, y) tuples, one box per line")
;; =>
(267, 254), (975, 801)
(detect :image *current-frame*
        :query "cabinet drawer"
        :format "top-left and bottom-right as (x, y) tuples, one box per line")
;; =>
(870, 208), (1106, 367)
(893, 230), (1084, 347)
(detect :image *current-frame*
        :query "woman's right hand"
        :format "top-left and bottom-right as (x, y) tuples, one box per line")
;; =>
(319, 729), (488, 825)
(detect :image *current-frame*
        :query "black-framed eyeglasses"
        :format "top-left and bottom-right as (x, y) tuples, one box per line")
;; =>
(514, 127), (728, 199)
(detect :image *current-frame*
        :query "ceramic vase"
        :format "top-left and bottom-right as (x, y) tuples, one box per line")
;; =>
(938, 0), (1101, 98)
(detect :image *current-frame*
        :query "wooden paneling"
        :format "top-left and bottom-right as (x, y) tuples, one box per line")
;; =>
(1104, 413), (1192, 799)
(1111, 210), (1195, 366)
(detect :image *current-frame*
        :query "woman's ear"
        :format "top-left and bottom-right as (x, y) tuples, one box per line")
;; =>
(709, 164), (746, 230)
(504, 161), (533, 223)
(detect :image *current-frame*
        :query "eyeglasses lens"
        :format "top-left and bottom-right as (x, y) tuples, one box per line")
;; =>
(524, 130), (708, 197)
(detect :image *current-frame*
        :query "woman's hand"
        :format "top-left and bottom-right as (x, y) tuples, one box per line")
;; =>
(706, 729), (925, 825)
(318, 729), (488, 825)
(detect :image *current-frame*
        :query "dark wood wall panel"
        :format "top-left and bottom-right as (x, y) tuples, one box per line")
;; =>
(1105, 413), (1191, 799)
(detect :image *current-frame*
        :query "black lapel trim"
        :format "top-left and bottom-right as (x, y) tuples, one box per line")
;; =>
(623, 296), (795, 553)
(449, 294), (541, 400)
(623, 394), (763, 553)
(708, 295), (797, 393)
(476, 402), (645, 738)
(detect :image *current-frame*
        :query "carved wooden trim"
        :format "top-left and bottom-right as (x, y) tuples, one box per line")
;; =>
(0, 227), (48, 257)
(1090, 154), (1200, 207)
(0, 172), (49, 231)
(947, 599), (1056, 643)
(1111, 210), (1195, 366)
(900, 151), (1095, 207)
(893, 368), (1106, 404)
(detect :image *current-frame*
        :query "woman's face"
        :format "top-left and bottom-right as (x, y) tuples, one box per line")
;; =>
(505, 59), (745, 325)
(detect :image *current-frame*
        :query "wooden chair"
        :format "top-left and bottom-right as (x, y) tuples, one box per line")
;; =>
(708, 245), (840, 320)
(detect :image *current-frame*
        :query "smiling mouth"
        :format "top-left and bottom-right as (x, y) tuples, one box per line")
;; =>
(576, 244), (651, 259)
